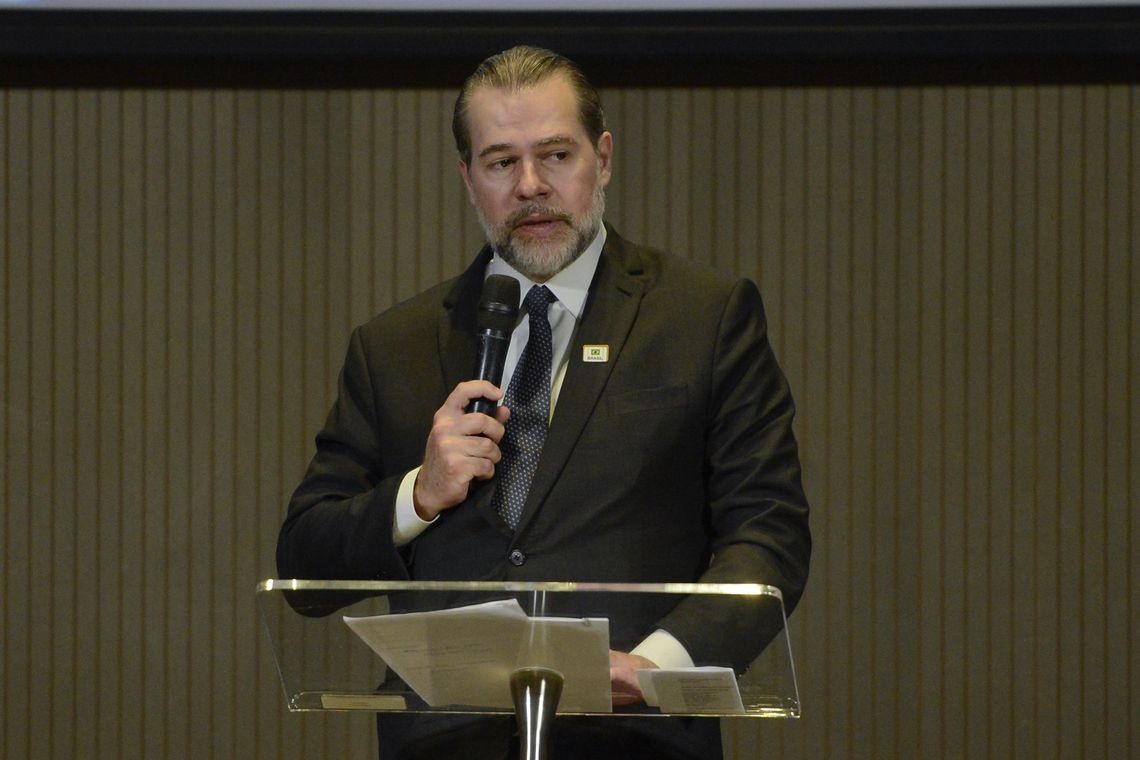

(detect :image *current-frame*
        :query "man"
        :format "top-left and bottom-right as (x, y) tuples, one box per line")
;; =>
(277, 45), (810, 759)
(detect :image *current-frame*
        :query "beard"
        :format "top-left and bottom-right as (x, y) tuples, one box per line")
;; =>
(475, 181), (606, 281)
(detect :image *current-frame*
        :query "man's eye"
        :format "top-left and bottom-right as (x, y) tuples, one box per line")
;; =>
(549, 151), (569, 161)
(489, 158), (513, 170)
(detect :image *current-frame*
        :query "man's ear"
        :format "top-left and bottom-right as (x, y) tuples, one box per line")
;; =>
(595, 131), (614, 186)
(458, 159), (476, 202)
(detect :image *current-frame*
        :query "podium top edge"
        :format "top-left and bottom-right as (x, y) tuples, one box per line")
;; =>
(256, 579), (784, 599)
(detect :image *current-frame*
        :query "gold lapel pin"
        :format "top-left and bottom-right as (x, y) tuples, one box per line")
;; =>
(582, 345), (609, 363)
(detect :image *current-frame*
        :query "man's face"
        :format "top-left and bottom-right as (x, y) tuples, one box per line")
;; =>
(459, 74), (613, 282)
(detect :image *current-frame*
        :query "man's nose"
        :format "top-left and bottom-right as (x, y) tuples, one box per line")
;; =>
(514, 159), (550, 200)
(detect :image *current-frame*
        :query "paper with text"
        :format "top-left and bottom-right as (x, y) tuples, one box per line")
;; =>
(636, 667), (746, 714)
(345, 599), (612, 712)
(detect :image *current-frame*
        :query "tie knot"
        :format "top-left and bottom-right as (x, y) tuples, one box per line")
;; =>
(523, 285), (555, 318)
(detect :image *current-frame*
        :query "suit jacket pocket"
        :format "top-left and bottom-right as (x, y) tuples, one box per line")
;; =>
(605, 384), (689, 416)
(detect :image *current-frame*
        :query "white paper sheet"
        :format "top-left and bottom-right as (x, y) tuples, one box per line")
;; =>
(636, 667), (746, 714)
(344, 599), (612, 712)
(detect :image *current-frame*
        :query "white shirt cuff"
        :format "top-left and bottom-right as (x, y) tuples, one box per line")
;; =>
(393, 466), (435, 546)
(630, 629), (695, 670)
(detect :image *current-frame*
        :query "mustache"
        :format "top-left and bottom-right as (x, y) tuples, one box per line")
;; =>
(505, 205), (573, 229)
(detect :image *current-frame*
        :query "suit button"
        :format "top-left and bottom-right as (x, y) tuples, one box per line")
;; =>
(508, 549), (526, 566)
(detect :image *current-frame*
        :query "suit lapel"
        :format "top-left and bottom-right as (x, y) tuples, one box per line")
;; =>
(515, 231), (647, 533)
(438, 247), (493, 395)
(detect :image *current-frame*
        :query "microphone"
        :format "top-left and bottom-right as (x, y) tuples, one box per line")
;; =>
(468, 274), (520, 415)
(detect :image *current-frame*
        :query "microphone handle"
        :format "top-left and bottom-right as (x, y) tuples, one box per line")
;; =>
(468, 327), (511, 415)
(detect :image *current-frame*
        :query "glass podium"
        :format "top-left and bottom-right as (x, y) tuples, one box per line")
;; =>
(258, 580), (799, 757)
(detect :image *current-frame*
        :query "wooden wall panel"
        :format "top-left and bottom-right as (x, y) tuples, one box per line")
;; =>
(1, 83), (1136, 759)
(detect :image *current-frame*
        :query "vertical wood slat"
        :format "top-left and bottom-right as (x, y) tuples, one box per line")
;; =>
(1080, 85), (1109, 760)
(231, 88), (261, 760)
(27, 87), (55, 760)
(0, 89), (4, 752)
(48, 88), (76, 760)
(1130, 85), (1139, 760)
(3, 88), (30, 760)
(891, 85), (923, 760)
(253, 88), (285, 760)
(210, 88), (237, 760)
(1009, 83), (1039, 760)
(73, 88), (101, 760)
(1111, 85), (1138, 760)
(942, 83), (970, 759)
(1057, 85), (1086, 760)
(92, 87), (120, 760)
(915, 85), (946, 759)
(2, 83), (1137, 759)
(988, 85), (1014, 760)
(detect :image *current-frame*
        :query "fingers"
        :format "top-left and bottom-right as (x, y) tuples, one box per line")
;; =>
(608, 650), (657, 707)
(413, 381), (508, 520)
(494, 403), (511, 427)
(443, 379), (504, 413)
(438, 380), (510, 438)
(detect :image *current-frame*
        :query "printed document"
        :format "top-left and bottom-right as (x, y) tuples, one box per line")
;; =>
(636, 667), (745, 714)
(345, 598), (612, 712)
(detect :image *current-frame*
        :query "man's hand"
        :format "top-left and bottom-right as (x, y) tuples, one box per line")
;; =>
(413, 380), (510, 521)
(609, 650), (658, 707)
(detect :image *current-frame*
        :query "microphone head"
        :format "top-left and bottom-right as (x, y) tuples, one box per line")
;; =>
(476, 274), (520, 333)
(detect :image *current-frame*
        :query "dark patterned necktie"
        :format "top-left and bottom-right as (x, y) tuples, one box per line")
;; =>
(493, 285), (556, 529)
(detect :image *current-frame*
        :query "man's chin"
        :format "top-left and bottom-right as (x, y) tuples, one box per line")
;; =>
(499, 240), (579, 280)
(510, 223), (572, 249)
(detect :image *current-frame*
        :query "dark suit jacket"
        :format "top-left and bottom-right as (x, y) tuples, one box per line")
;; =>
(277, 226), (811, 758)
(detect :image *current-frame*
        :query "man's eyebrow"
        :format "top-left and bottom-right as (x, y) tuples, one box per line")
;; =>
(535, 135), (578, 148)
(476, 135), (579, 159)
(477, 142), (514, 159)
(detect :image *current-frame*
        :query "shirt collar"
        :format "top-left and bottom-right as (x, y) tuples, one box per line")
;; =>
(486, 224), (605, 320)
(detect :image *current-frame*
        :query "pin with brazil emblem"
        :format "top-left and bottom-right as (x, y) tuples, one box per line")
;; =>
(582, 345), (609, 363)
